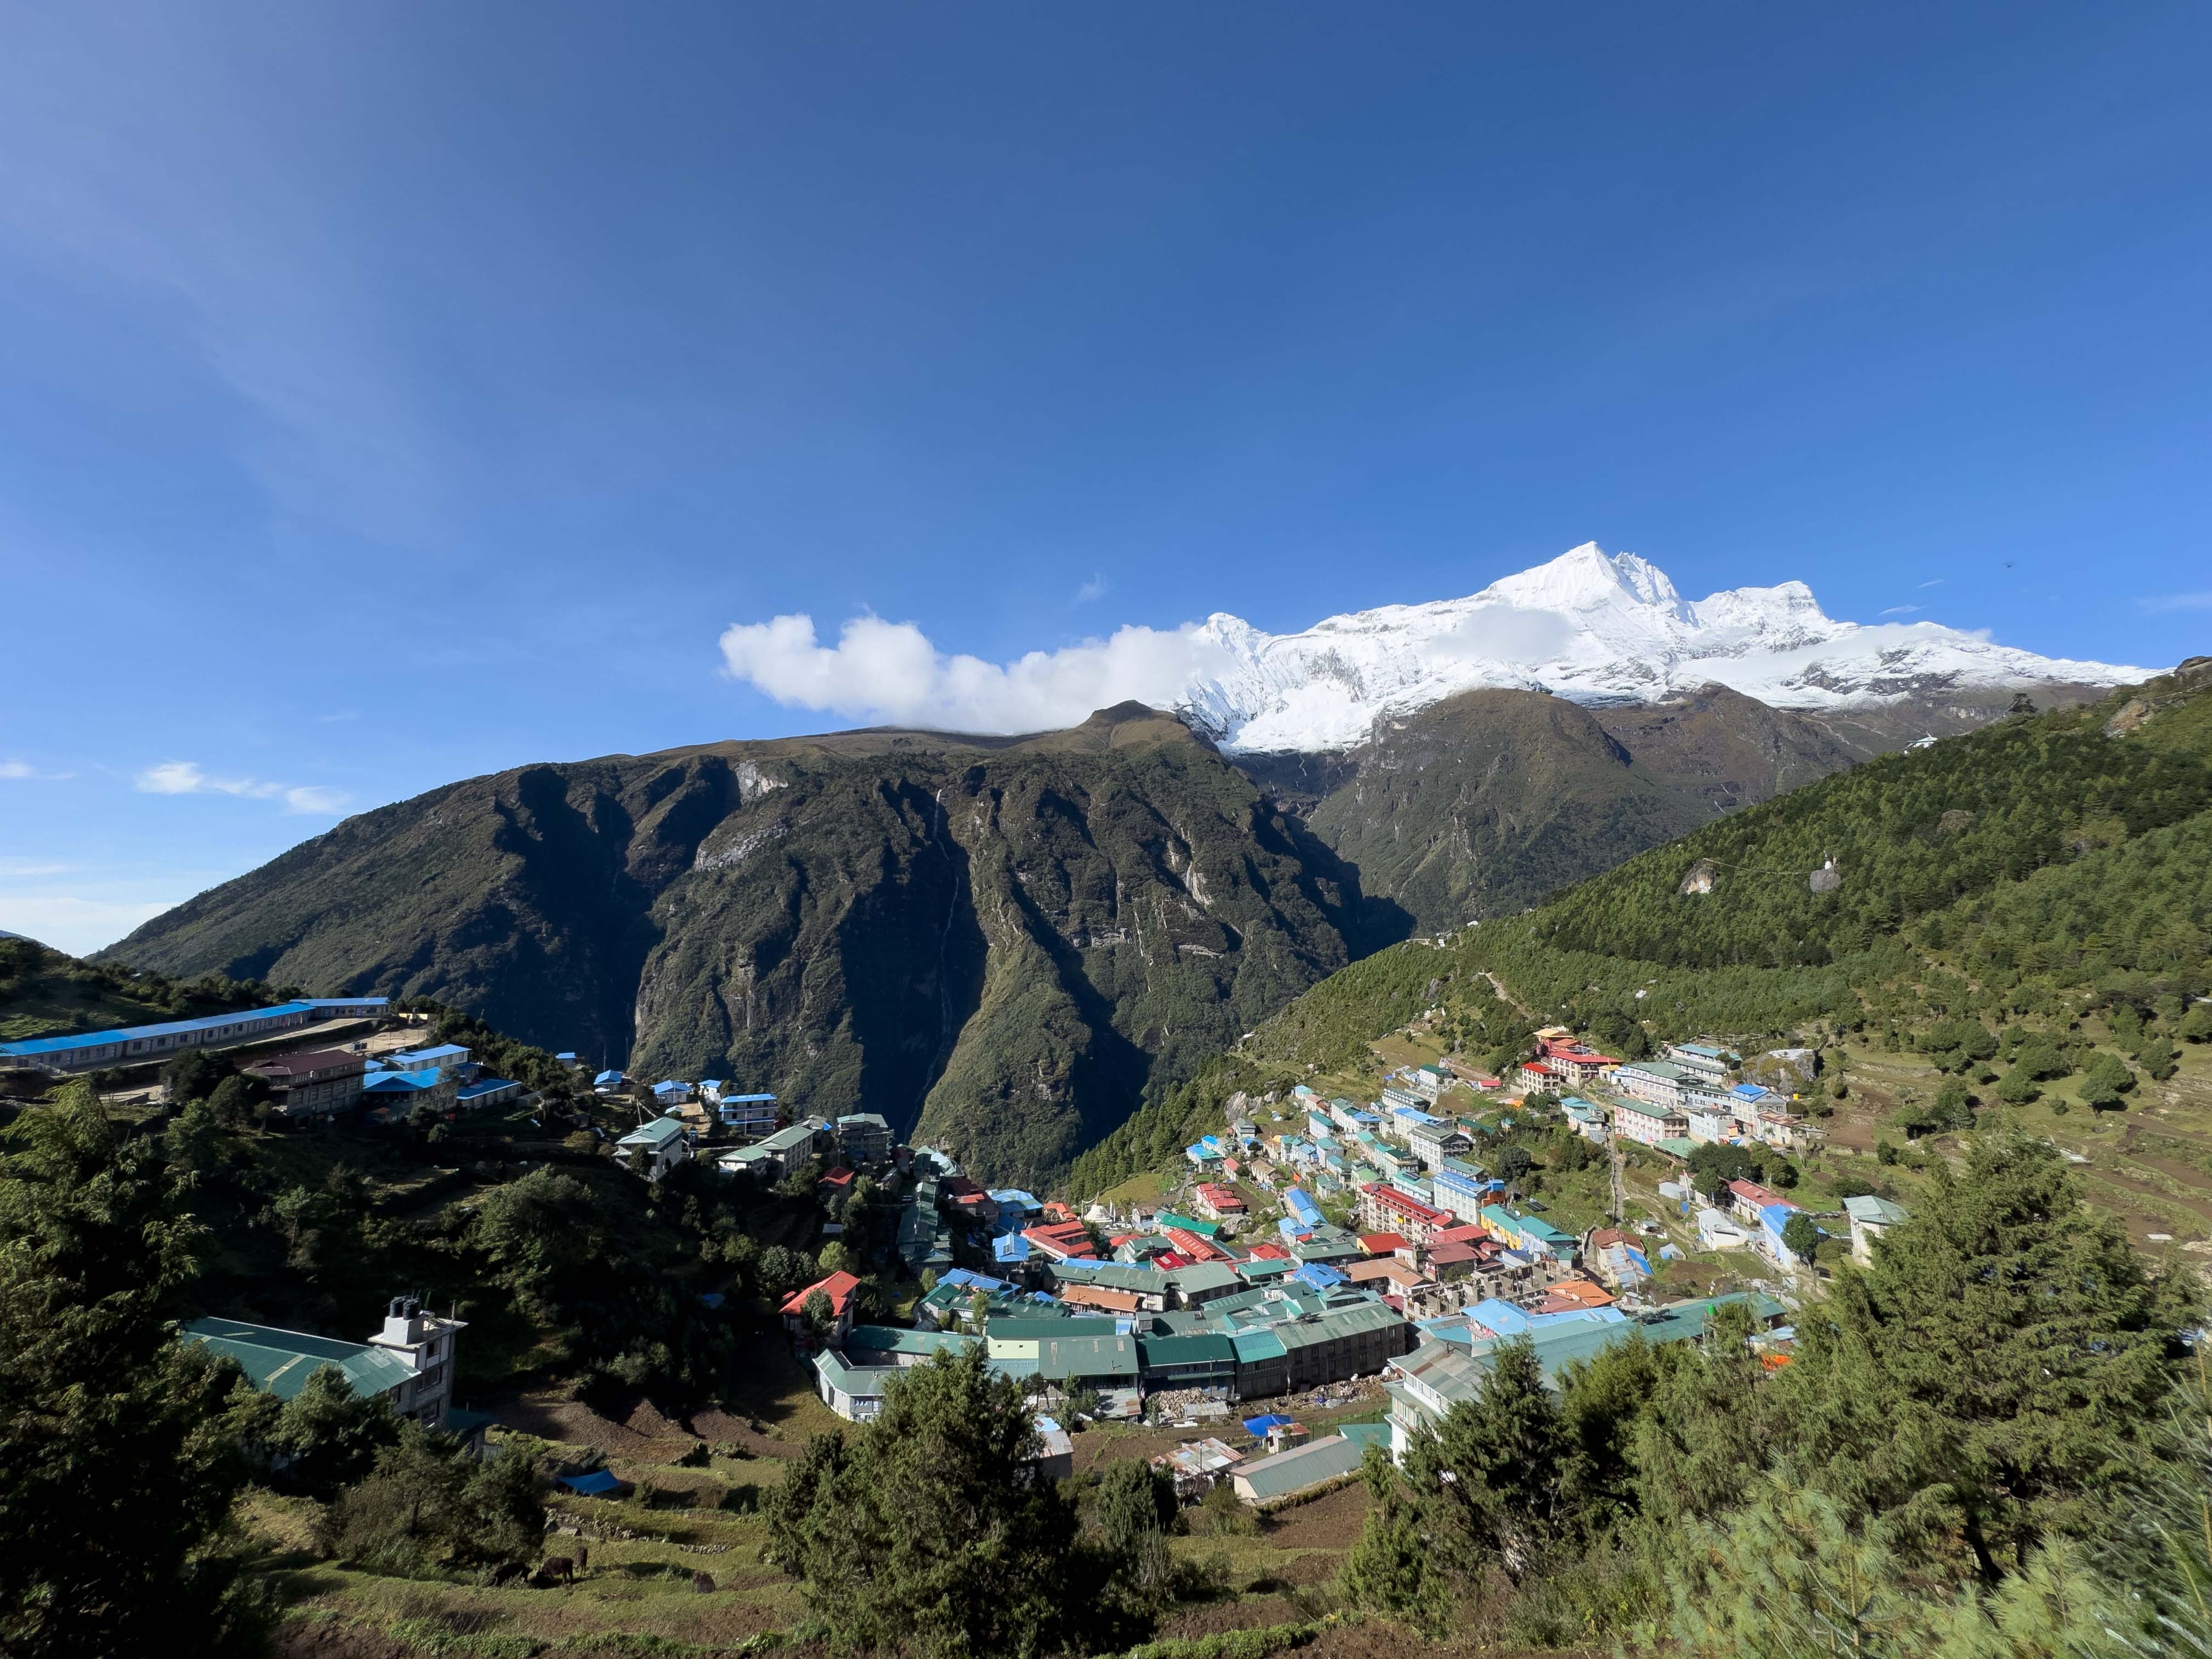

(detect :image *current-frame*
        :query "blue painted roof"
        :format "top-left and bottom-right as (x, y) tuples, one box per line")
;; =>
(362, 1070), (442, 1094)
(300, 997), (391, 1009)
(719, 1092), (775, 1103)
(457, 1077), (519, 1100)
(0, 1001), (316, 1058)
(594, 1070), (625, 1085)
(993, 1234), (1032, 1263)
(391, 1044), (468, 1065)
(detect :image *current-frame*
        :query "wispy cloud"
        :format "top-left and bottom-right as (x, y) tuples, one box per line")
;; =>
(134, 760), (348, 815)
(1075, 574), (1109, 604)
(1879, 604), (1921, 616)
(2142, 592), (2212, 613)
(1917, 578), (1945, 589)
(0, 760), (31, 779)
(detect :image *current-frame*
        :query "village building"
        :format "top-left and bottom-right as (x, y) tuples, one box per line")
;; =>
(1844, 1194), (1910, 1264)
(1609, 1095), (1690, 1146)
(185, 1295), (464, 1430)
(243, 1048), (368, 1118)
(616, 1114), (691, 1181)
(1229, 1433), (1366, 1507)
(0, 998), (391, 1075)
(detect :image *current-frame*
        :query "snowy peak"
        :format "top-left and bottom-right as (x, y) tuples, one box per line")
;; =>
(1180, 544), (2150, 753)
(1483, 542), (1688, 619)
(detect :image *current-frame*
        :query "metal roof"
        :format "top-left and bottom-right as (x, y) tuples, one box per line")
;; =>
(1233, 1434), (1363, 1501)
(0, 1001), (317, 1058)
(1035, 1334), (1138, 1380)
(183, 1316), (415, 1402)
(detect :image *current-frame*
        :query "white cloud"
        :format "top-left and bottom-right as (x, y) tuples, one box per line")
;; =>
(718, 612), (1225, 734)
(2142, 592), (2212, 613)
(0, 760), (31, 779)
(1075, 575), (1109, 604)
(135, 760), (349, 815)
(1917, 578), (1945, 588)
(1878, 604), (1921, 616)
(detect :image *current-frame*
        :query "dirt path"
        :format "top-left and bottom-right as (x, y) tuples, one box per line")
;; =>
(1482, 972), (1533, 1021)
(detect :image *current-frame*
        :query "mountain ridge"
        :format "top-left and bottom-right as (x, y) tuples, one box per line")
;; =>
(1180, 541), (2150, 751)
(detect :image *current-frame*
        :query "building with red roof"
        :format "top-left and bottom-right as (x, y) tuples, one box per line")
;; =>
(1192, 1182), (1247, 1219)
(1022, 1221), (1099, 1263)
(1357, 1183), (1450, 1242)
(1357, 1232), (1408, 1257)
(781, 1271), (861, 1343)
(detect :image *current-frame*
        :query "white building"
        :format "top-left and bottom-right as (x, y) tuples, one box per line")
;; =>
(1610, 1096), (1688, 1146)
(1843, 1195), (1909, 1264)
(618, 1114), (691, 1181)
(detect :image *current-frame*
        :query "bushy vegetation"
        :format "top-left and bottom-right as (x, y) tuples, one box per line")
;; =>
(1339, 1132), (2199, 1653)
(0, 935), (285, 1043)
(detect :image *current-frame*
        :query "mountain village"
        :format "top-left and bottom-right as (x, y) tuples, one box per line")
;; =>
(1, 987), (1894, 1519)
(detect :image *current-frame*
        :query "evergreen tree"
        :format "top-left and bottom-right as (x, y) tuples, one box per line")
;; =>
(1407, 1338), (1571, 1582)
(0, 1086), (271, 1658)
(766, 1346), (1123, 1657)
(1340, 1446), (1452, 1634)
(1773, 1131), (2187, 1578)
(274, 1364), (400, 1498)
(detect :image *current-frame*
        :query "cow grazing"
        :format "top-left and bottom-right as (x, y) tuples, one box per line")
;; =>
(691, 1570), (717, 1594)
(540, 1556), (574, 1586)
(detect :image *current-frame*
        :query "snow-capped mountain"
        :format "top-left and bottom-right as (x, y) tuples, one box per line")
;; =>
(1181, 543), (2149, 752)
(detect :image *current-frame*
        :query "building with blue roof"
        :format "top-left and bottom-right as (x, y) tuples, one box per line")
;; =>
(717, 1091), (779, 1133)
(457, 1077), (524, 1111)
(389, 1043), (472, 1078)
(0, 1001), (324, 1073)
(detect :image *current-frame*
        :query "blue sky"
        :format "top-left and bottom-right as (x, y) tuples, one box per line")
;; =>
(2, 3), (2208, 954)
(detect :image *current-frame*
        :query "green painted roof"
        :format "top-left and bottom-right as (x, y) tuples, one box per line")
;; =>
(1229, 1329), (1287, 1363)
(183, 1317), (415, 1403)
(1163, 1262), (1241, 1293)
(1137, 1332), (1236, 1369)
(1048, 1260), (1165, 1294)
(986, 1315), (1120, 1341)
(1154, 1212), (1221, 1237)
(1272, 1300), (1408, 1351)
(844, 1325), (976, 1357)
(1035, 1334), (1139, 1380)
(1233, 1434), (1364, 1500)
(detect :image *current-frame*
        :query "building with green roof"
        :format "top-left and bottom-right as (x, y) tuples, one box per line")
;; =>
(184, 1298), (464, 1429)
(1229, 1433), (1365, 1506)
(1135, 1332), (1237, 1392)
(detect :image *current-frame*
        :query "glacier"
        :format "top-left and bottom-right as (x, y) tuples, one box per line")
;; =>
(1180, 542), (2150, 753)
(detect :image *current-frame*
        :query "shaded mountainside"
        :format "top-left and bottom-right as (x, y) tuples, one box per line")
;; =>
(104, 704), (1399, 1185)
(1231, 683), (2073, 935)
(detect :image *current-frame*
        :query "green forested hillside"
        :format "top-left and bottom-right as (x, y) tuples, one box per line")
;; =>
(0, 935), (276, 1044)
(1078, 659), (2212, 1199)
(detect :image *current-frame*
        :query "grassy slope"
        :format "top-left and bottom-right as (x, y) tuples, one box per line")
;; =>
(0, 937), (275, 1044)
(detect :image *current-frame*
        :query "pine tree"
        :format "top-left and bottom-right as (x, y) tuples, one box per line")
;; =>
(1407, 1338), (1571, 1582)
(1774, 1130), (2187, 1578)
(0, 1086), (271, 1657)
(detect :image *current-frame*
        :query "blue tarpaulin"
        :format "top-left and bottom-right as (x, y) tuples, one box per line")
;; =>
(1243, 1414), (1295, 1437)
(559, 1469), (623, 1496)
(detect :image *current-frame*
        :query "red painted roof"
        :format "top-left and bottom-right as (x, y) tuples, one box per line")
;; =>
(780, 1270), (860, 1317)
(1244, 1241), (1291, 1261)
(1370, 1185), (1449, 1225)
(1358, 1232), (1408, 1256)
(1728, 1179), (1789, 1210)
